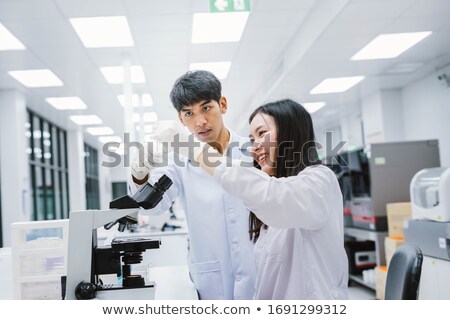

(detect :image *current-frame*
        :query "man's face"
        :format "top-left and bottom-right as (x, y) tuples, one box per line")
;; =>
(178, 97), (227, 143)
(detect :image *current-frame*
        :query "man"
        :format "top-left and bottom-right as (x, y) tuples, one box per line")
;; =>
(130, 70), (256, 299)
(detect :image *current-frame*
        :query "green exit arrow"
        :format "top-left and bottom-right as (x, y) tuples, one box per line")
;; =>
(210, 0), (250, 13)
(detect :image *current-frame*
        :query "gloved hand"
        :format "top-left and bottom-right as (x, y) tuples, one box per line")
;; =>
(130, 141), (163, 184)
(147, 120), (206, 161)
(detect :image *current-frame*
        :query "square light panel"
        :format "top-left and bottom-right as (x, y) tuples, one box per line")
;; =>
(310, 76), (365, 94)
(133, 112), (158, 123)
(101, 65), (146, 84)
(46, 97), (87, 110)
(351, 32), (432, 60)
(189, 61), (231, 79)
(70, 16), (134, 48)
(8, 69), (63, 87)
(192, 12), (249, 43)
(0, 23), (26, 50)
(86, 127), (114, 136)
(117, 94), (140, 107)
(70, 115), (102, 125)
(303, 102), (326, 113)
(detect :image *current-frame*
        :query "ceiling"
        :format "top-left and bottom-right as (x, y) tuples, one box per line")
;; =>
(0, 0), (449, 148)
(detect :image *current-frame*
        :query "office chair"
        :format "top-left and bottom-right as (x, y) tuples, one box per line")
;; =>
(385, 244), (423, 300)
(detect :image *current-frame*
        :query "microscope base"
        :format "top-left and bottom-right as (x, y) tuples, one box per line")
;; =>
(96, 282), (156, 300)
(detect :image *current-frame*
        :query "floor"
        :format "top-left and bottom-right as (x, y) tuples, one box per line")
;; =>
(348, 282), (376, 300)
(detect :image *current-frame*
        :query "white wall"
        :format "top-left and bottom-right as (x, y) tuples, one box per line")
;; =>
(0, 90), (30, 246)
(402, 67), (450, 166)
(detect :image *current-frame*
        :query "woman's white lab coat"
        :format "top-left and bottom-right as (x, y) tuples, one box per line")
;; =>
(213, 164), (348, 300)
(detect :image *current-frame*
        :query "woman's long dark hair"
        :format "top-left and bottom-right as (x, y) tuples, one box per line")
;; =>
(248, 99), (322, 242)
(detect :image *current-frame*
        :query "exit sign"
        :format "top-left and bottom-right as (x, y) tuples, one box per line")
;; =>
(210, 0), (250, 13)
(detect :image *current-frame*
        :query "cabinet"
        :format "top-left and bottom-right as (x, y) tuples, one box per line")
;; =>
(345, 227), (387, 290)
(11, 220), (69, 299)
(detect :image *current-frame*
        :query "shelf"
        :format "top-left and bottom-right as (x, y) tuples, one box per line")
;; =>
(19, 274), (64, 283)
(344, 227), (387, 241)
(349, 274), (376, 291)
(345, 227), (387, 267)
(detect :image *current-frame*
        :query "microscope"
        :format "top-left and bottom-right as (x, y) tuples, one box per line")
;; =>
(65, 175), (172, 300)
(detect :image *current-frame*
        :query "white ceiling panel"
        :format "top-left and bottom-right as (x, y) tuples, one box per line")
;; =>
(0, 0), (448, 146)
(130, 14), (191, 32)
(254, 0), (317, 12)
(54, 0), (126, 18)
(334, 0), (417, 22)
(403, 0), (450, 18)
(0, 0), (61, 20)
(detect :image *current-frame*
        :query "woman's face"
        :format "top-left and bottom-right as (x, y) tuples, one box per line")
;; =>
(249, 113), (278, 175)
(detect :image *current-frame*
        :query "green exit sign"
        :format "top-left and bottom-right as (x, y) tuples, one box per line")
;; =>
(210, 0), (250, 13)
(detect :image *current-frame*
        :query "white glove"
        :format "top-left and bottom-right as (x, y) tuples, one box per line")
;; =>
(130, 141), (163, 181)
(147, 120), (205, 161)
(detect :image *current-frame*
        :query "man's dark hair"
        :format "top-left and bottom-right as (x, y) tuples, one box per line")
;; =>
(169, 70), (222, 111)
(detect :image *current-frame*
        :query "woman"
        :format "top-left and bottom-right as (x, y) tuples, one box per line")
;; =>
(197, 98), (349, 299)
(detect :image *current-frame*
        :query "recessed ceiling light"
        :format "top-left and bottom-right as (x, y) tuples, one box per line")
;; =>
(45, 97), (87, 110)
(141, 93), (153, 107)
(101, 65), (146, 84)
(86, 127), (114, 136)
(98, 136), (122, 144)
(136, 125), (153, 133)
(303, 102), (326, 113)
(0, 23), (26, 51)
(189, 61), (231, 79)
(351, 32), (432, 60)
(117, 94), (140, 107)
(192, 12), (249, 43)
(8, 69), (63, 87)
(70, 16), (134, 48)
(70, 115), (102, 125)
(310, 76), (365, 94)
(133, 112), (158, 123)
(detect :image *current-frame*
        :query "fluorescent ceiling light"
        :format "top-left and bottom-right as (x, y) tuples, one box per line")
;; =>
(310, 76), (365, 94)
(70, 16), (134, 48)
(45, 97), (87, 110)
(98, 136), (122, 144)
(8, 69), (63, 87)
(192, 12), (249, 43)
(141, 93), (153, 107)
(86, 127), (114, 136)
(303, 102), (326, 113)
(189, 61), (231, 79)
(0, 23), (26, 50)
(117, 94), (140, 107)
(70, 115), (102, 125)
(351, 32), (432, 60)
(136, 125), (153, 133)
(101, 65), (146, 84)
(133, 112), (158, 123)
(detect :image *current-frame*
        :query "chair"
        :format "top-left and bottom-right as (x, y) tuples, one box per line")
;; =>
(385, 244), (423, 300)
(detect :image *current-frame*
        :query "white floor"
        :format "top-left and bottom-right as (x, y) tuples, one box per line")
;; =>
(348, 282), (376, 300)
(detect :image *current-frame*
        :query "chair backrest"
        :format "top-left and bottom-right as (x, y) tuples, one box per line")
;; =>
(385, 244), (423, 300)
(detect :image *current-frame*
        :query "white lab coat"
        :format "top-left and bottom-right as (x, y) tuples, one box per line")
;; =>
(129, 130), (256, 300)
(213, 163), (349, 300)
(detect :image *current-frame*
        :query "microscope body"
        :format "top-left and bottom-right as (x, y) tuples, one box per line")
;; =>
(65, 175), (173, 300)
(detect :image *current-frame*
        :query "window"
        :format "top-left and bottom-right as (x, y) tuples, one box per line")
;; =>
(84, 143), (100, 209)
(27, 110), (70, 220)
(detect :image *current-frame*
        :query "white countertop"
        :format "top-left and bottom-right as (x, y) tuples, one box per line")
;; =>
(0, 246), (197, 300)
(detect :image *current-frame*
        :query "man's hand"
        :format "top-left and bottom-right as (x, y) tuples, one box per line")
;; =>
(130, 142), (163, 185)
(148, 120), (205, 161)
